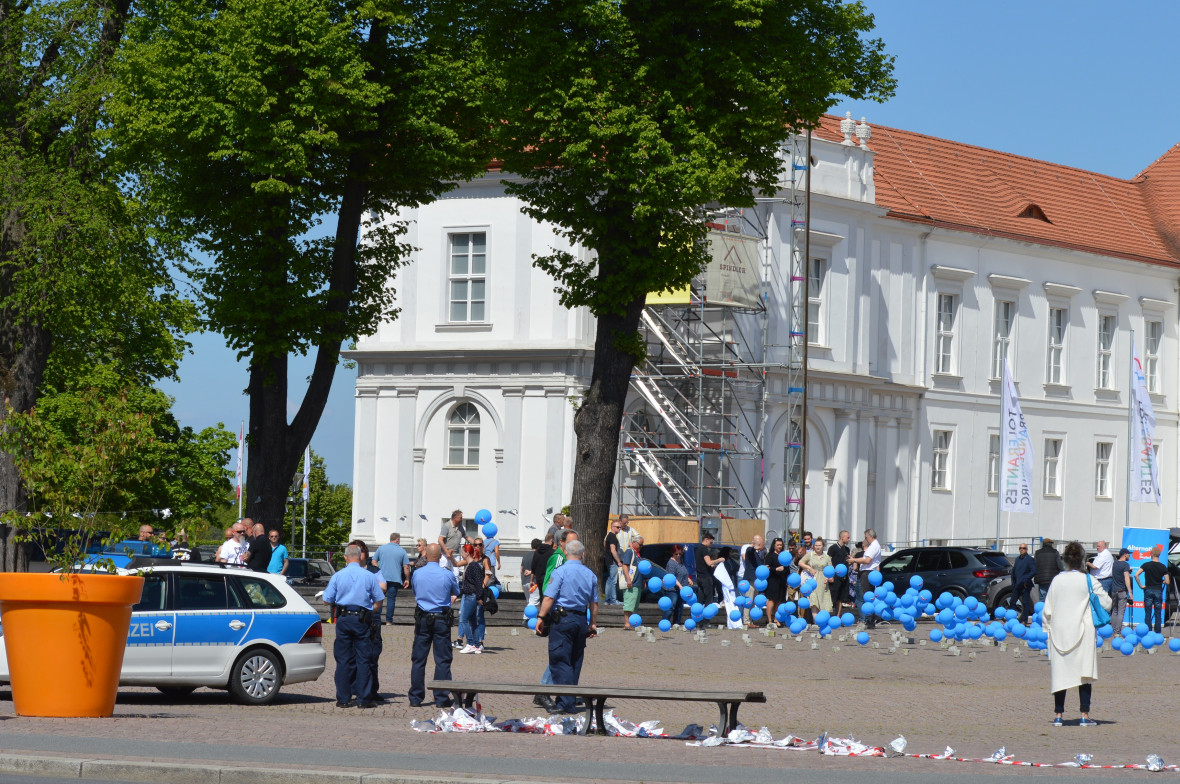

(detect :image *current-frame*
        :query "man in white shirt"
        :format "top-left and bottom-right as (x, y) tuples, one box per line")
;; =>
(616, 514), (640, 552)
(850, 528), (881, 629)
(1087, 540), (1114, 594)
(216, 521), (248, 566)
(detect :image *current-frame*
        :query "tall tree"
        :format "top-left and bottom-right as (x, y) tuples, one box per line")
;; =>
(0, 0), (194, 569)
(109, 0), (487, 530)
(473, 0), (895, 570)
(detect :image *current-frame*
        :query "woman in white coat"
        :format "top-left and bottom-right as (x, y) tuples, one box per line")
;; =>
(1042, 541), (1111, 727)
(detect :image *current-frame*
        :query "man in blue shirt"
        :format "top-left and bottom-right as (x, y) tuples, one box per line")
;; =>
(373, 533), (411, 624)
(408, 543), (461, 708)
(322, 544), (385, 708)
(266, 529), (289, 574)
(535, 539), (598, 714)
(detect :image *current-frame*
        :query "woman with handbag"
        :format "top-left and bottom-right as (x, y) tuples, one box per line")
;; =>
(620, 536), (643, 628)
(1042, 540), (1111, 727)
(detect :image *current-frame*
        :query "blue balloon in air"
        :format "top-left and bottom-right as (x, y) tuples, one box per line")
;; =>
(658, 596), (672, 611)
(628, 613), (642, 627)
(662, 573), (677, 590)
(750, 607), (764, 621)
(680, 586), (695, 602)
(638, 560), (653, 575)
(729, 609), (742, 621)
(684, 619), (696, 630)
(787, 573), (801, 589)
(647, 577), (662, 594)
(524, 604), (538, 618)
(658, 619), (672, 632)
(835, 564), (848, 577)
(779, 551), (794, 567)
(868, 571), (883, 587)
(755, 565), (770, 580)
(822, 565), (835, 579)
(481, 521), (498, 538)
(856, 631), (870, 645)
(527, 618), (537, 630)
(474, 509), (492, 525)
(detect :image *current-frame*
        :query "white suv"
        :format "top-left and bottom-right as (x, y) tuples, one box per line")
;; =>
(0, 563), (326, 705)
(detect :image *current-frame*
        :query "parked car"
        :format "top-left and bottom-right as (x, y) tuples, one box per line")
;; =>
(0, 563), (326, 705)
(878, 547), (1011, 606)
(285, 557), (336, 585)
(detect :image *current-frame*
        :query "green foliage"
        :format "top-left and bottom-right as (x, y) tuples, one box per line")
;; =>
(292, 450), (352, 555)
(0, 385), (156, 572)
(470, 0), (895, 316)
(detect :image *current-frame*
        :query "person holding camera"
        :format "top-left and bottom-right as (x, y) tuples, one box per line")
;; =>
(321, 544), (385, 709)
(535, 539), (598, 714)
(408, 543), (461, 708)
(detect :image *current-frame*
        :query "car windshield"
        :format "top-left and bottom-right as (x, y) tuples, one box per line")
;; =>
(287, 560), (307, 579)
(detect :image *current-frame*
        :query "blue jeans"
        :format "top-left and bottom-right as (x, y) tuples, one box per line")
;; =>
(662, 589), (683, 625)
(458, 594), (485, 645)
(1144, 587), (1164, 633)
(604, 562), (620, 604)
(383, 584), (400, 624)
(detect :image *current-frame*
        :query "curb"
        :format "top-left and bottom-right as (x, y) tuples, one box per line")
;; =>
(0, 755), (560, 784)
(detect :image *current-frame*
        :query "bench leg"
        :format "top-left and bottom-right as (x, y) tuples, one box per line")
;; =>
(716, 702), (729, 734)
(717, 702), (742, 734)
(594, 698), (608, 735)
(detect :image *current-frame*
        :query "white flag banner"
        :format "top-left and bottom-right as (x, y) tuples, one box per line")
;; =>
(302, 445), (311, 502)
(1000, 359), (1035, 514)
(1131, 344), (1161, 505)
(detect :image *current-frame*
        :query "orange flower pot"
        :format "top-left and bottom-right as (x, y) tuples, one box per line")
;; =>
(0, 572), (143, 717)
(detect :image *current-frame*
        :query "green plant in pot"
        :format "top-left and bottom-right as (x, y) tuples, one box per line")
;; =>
(0, 386), (156, 716)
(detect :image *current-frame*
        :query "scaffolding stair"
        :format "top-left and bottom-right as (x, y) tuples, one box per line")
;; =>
(624, 447), (695, 517)
(630, 375), (699, 450)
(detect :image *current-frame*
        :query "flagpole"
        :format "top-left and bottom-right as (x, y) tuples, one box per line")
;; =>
(996, 361), (1005, 551)
(1125, 329), (1135, 530)
(237, 420), (244, 519)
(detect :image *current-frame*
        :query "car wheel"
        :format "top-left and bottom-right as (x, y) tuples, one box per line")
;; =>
(229, 649), (283, 705)
(991, 589), (1014, 613)
(156, 685), (197, 697)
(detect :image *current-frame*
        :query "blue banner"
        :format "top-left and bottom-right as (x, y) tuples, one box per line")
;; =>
(1120, 527), (1169, 627)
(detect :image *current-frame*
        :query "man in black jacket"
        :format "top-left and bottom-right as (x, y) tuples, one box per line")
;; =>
(1033, 538), (1063, 602)
(1011, 543), (1036, 622)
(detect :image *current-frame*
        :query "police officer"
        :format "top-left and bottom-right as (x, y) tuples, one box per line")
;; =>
(351, 539), (386, 704)
(534, 539), (598, 714)
(408, 543), (461, 708)
(321, 543), (385, 708)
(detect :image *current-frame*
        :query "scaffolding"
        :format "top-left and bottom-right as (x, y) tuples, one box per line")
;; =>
(615, 133), (810, 535)
(616, 213), (769, 522)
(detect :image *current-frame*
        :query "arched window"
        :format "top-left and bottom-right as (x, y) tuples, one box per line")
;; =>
(447, 403), (480, 466)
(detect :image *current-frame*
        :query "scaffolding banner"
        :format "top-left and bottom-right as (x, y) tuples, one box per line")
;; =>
(705, 231), (762, 308)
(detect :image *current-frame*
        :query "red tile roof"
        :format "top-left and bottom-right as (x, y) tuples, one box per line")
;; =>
(813, 115), (1180, 268)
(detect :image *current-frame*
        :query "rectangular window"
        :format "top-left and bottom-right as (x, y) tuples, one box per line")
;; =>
(1047, 307), (1066, 384)
(1097, 314), (1115, 389)
(1044, 438), (1062, 497)
(991, 299), (1014, 379)
(932, 430), (952, 490)
(1146, 320), (1163, 393)
(807, 257), (826, 344)
(448, 232), (487, 322)
(987, 434), (1000, 494)
(1094, 441), (1112, 498)
(936, 294), (956, 374)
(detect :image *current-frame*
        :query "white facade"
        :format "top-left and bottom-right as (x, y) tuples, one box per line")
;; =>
(350, 124), (1180, 549)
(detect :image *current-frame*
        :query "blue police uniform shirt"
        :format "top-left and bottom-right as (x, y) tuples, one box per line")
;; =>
(411, 561), (460, 612)
(373, 542), (410, 585)
(544, 559), (599, 609)
(322, 562), (385, 608)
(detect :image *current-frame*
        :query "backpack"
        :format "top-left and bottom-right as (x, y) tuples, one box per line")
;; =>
(480, 586), (499, 615)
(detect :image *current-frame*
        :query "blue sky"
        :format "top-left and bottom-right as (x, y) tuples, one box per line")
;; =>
(159, 0), (1177, 485)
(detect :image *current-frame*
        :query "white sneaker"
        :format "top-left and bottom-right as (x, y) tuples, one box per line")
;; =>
(459, 644), (478, 654)
(471, 645), (483, 654)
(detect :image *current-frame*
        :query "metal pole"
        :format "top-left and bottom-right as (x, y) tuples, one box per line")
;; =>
(302, 495), (307, 558)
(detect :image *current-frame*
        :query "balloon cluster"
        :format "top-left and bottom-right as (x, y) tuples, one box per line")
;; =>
(474, 509), (497, 538)
(1109, 623), (1175, 656)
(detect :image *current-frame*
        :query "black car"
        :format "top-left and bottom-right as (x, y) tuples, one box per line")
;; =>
(878, 546), (1011, 605)
(284, 557), (335, 585)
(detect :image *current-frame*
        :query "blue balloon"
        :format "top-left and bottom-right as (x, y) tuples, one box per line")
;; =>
(1169, 638), (1180, 652)
(862, 590), (876, 602)
(755, 565), (770, 580)
(994, 628), (1007, 641)
(481, 521), (498, 538)
(902, 618), (916, 632)
(861, 602), (874, 617)
(703, 603), (719, 619)
(638, 559), (653, 575)
(856, 631), (870, 645)
(474, 509), (492, 525)
(798, 597), (811, 610)
(964, 596), (979, 611)
(909, 575), (923, 590)
(750, 607), (764, 621)
(829, 615), (844, 629)
(868, 571), (883, 587)
(658, 619), (672, 632)
(801, 579), (816, 596)
(527, 617), (537, 630)
(524, 604), (538, 618)
(835, 564), (848, 577)
(814, 610), (831, 627)
(684, 618), (697, 630)
(841, 612), (855, 626)
(790, 619), (807, 635)
(1125, 632), (1140, 647)
(647, 577), (662, 594)
(690, 602), (704, 617)
(729, 609), (742, 621)
(738, 580), (751, 594)
(822, 565), (835, 579)
(1120, 643), (1134, 656)
(929, 628), (943, 642)
(754, 593), (767, 608)
(680, 586), (696, 602)
(954, 605), (969, 620)
(754, 578), (768, 592)
(787, 573), (801, 589)
(783, 601), (797, 615)
(1136, 623), (1150, 637)
(779, 551), (794, 567)
(662, 573), (677, 590)
(658, 596), (672, 611)
(628, 613), (642, 627)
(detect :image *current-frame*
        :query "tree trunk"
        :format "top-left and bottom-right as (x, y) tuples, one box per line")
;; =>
(569, 288), (647, 584)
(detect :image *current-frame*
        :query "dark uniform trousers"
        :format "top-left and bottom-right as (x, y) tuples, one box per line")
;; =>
(409, 614), (453, 706)
(333, 614), (374, 704)
(549, 612), (589, 713)
(367, 616), (383, 701)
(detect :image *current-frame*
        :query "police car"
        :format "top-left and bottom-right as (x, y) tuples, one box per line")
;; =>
(0, 563), (326, 705)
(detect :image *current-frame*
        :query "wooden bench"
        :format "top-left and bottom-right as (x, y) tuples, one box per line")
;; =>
(426, 680), (765, 736)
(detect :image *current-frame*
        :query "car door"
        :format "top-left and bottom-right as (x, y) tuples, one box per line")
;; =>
(121, 572), (175, 680)
(171, 572), (254, 678)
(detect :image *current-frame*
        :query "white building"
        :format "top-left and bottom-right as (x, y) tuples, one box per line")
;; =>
(348, 114), (1180, 550)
